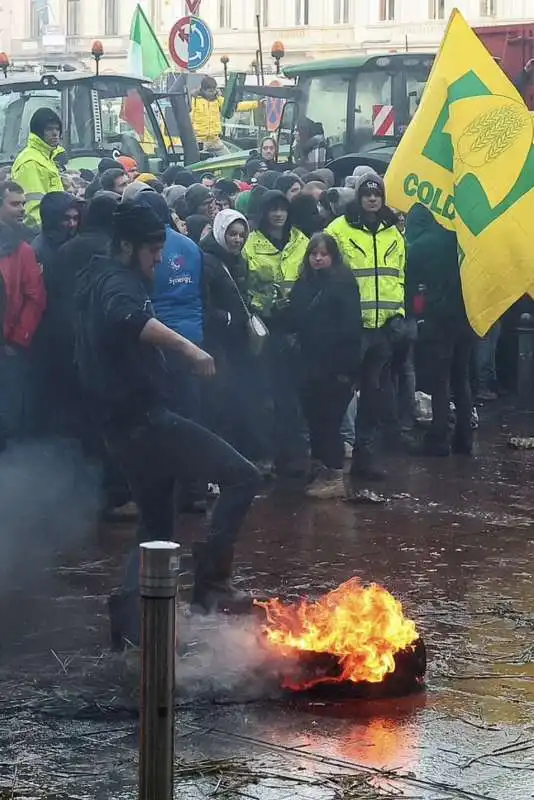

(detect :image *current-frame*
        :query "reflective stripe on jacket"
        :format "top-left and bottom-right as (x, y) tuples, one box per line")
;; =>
(191, 95), (224, 142)
(326, 216), (406, 329)
(12, 133), (64, 227)
(243, 227), (309, 318)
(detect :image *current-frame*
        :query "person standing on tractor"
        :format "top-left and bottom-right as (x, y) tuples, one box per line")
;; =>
(191, 77), (225, 156)
(12, 109), (64, 227)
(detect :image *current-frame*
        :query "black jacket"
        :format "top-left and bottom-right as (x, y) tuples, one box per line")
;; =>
(282, 268), (362, 381)
(200, 232), (250, 351)
(75, 255), (166, 428)
(405, 204), (466, 324)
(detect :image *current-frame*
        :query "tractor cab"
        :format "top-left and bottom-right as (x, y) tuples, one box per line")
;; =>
(0, 69), (199, 171)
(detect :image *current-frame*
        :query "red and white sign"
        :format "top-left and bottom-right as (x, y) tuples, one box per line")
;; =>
(169, 16), (190, 69)
(372, 104), (396, 137)
(186, 0), (202, 13)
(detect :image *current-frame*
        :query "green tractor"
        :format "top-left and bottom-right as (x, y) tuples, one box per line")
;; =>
(189, 52), (435, 181)
(0, 67), (199, 172)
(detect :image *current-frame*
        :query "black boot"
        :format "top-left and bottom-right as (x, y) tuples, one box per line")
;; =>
(108, 589), (141, 651)
(350, 448), (387, 482)
(191, 541), (252, 615)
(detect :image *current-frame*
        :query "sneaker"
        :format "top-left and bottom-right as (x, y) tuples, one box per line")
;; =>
(471, 407), (479, 430)
(305, 469), (345, 500)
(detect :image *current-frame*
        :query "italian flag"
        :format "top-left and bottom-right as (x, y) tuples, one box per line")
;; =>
(129, 3), (170, 81)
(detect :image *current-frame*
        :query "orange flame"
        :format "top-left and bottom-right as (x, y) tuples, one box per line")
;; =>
(255, 578), (419, 686)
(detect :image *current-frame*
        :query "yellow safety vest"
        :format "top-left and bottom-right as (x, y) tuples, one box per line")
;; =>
(190, 95), (224, 142)
(244, 227), (309, 318)
(12, 133), (64, 226)
(326, 216), (406, 329)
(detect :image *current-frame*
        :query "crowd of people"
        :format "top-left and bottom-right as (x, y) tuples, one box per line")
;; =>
(0, 106), (504, 648)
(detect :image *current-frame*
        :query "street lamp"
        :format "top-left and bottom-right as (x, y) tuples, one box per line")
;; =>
(220, 55), (229, 86)
(91, 40), (104, 76)
(271, 40), (285, 75)
(0, 52), (10, 79)
(250, 58), (260, 85)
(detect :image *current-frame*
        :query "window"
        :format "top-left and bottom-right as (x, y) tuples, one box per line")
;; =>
(295, 0), (310, 26)
(66, 0), (81, 36)
(334, 0), (350, 24)
(255, 0), (269, 26)
(480, 0), (497, 15)
(379, 0), (395, 21)
(218, 0), (232, 28)
(105, 0), (119, 36)
(29, 0), (48, 38)
(429, 0), (445, 19)
(300, 73), (351, 148)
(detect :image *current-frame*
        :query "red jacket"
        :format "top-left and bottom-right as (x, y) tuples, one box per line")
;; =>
(0, 227), (46, 348)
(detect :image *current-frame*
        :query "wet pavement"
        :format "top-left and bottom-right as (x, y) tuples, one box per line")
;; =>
(1, 406), (534, 798)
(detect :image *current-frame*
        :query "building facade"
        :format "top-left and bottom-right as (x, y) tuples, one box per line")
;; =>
(0, 0), (532, 74)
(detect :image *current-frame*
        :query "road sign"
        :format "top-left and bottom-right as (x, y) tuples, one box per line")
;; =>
(372, 104), (396, 137)
(168, 15), (213, 72)
(185, 0), (201, 13)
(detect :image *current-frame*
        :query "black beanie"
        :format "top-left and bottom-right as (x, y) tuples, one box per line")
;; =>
(98, 157), (124, 175)
(30, 108), (63, 139)
(113, 202), (166, 247)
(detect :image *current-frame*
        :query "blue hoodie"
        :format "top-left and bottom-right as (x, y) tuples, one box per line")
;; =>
(137, 192), (204, 345)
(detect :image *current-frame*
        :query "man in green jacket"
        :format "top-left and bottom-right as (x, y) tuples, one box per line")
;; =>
(12, 108), (64, 227)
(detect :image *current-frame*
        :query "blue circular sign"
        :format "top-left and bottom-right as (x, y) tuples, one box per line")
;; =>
(188, 16), (213, 72)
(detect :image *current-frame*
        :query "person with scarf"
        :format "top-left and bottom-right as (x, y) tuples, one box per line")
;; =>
(243, 190), (309, 476)
(201, 209), (268, 463)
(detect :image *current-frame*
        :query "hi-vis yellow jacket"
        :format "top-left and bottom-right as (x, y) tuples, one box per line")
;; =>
(326, 216), (406, 329)
(12, 133), (64, 226)
(191, 95), (224, 142)
(244, 227), (309, 318)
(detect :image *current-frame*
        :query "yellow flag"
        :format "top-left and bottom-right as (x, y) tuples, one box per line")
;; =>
(385, 9), (534, 336)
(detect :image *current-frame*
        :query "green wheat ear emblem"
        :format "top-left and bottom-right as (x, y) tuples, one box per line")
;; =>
(458, 104), (529, 167)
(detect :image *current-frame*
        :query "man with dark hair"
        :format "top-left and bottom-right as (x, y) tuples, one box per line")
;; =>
(191, 76), (225, 155)
(0, 181), (46, 445)
(12, 108), (64, 226)
(100, 168), (130, 197)
(75, 202), (261, 649)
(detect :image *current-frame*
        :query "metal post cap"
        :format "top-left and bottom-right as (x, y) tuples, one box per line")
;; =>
(139, 542), (181, 598)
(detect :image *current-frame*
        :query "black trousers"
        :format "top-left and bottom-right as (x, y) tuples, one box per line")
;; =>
(105, 408), (261, 593)
(300, 376), (354, 470)
(356, 328), (393, 453)
(423, 323), (474, 443)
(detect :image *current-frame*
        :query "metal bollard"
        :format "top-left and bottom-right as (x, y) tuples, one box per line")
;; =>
(139, 541), (180, 800)
(516, 313), (534, 407)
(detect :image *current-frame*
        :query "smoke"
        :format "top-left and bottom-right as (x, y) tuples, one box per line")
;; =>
(176, 611), (292, 703)
(0, 439), (102, 590)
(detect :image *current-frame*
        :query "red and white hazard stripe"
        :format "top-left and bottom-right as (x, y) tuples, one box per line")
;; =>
(372, 104), (396, 137)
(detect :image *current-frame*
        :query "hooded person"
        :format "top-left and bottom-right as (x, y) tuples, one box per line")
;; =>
(290, 193), (326, 238)
(138, 192), (207, 421)
(326, 168), (406, 483)
(406, 203), (474, 457)
(243, 189), (308, 320)
(12, 108), (64, 226)
(200, 209), (269, 462)
(121, 179), (155, 203)
(305, 168), (335, 188)
(186, 214), (212, 244)
(243, 190), (310, 476)
(185, 183), (216, 219)
(74, 201), (260, 648)
(275, 173), (304, 201)
(32, 192), (80, 272)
